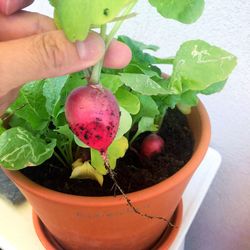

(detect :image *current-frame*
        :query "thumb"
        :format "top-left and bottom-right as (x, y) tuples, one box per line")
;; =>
(0, 31), (105, 89)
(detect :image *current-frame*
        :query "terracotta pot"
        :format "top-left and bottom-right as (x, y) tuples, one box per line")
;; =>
(3, 101), (210, 250)
(32, 201), (183, 250)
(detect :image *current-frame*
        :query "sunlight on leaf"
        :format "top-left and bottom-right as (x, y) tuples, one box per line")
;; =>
(71, 159), (104, 186)
(170, 40), (237, 93)
(91, 136), (129, 175)
(0, 127), (56, 170)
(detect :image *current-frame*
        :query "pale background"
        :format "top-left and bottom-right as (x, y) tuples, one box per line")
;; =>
(26, 1), (250, 249)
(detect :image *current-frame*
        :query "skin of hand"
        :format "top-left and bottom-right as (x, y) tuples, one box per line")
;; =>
(0, 0), (132, 116)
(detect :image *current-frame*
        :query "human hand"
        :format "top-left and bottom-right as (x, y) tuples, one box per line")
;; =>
(0, 0), (132, 116)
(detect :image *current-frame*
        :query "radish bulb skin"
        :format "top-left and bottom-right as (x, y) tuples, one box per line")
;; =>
(140, 134), (165, 159)
(65, 84), (120, 153)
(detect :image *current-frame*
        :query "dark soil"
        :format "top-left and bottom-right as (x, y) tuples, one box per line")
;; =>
(21, 109), (194, 196)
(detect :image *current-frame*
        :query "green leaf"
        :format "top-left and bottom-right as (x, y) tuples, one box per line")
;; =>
(55, 0), (133, 41)
(118, 36), (158, 66)
(115, 88), (140, 114)
(201, 80), (227, 95)
(149, 0), (205, 24)
(11, 81), (49, 130)
(116, 107), (132, 139)
(43, 75), (69, 117)
(180, 91), (199, 106)
(170, 40), (237, 93)
(0, 127), (56, 170)
(91, 136), (129, 174)
(90, 149), (105, 174)
(131, 117), (158, 143)
(118, 35), (159, 52)
(100, 74), (124, 93)
(9, 115), (45, 137)
(177, 103), (191, 115)
(70, 160), (104, 186)
(0, 119), (5, 135)
(176, 91), (199, 114)
(134, 95), (160, 120)
(74, 135), (89, 148)
(53, 108), (67, 127)
(0, 127), (5, 136)
(55, 124), (74, 141)
(120, 73), (171, 95)
(60, 72), (87, 104)
(123, 64), (161, 78)
(160, 95), (181, 109)
(48, 0), (57, 7)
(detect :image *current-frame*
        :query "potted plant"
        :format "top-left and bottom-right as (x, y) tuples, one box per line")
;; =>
(0, 0), (236, 249)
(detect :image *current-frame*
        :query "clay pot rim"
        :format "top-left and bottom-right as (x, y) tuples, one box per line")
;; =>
(3, 101), (210, 207)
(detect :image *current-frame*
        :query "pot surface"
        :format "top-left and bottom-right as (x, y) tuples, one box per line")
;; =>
(32, 201), (183, 250)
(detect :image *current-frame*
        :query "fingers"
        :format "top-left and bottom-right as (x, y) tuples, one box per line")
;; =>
(0, 10), (132, 69)
(0, 30), (132, 115)
(0, 11), (56, 41)
(0, 31), (105, 90)
(104, 40), (132, 69)
(0, 0), (34, 15)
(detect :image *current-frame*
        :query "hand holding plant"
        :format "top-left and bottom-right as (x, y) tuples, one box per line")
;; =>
(0, 0), (237, 191)
(0, 0), (131, 116)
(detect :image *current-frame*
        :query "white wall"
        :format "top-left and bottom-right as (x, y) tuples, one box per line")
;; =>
(27, 1), (250, 249)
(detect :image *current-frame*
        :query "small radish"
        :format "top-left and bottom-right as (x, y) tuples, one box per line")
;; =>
(65, 84), (120, 153)
(140, 133), (165, 159)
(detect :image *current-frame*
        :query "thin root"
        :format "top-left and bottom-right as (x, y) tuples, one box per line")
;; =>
(102, 154), (176, 228)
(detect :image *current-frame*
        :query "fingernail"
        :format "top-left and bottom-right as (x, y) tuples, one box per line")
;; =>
(76, 33), (105, 61)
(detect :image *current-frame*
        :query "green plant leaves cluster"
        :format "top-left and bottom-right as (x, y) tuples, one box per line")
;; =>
(164, 40), (237, 111)
(103, 36), (236, 140)
(0, 35), (237, 174)
(0, 73), (86, 170)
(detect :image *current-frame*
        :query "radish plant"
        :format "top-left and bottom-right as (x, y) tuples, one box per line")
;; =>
(140, 133), (165, 159)
(0, 0), (237, 185)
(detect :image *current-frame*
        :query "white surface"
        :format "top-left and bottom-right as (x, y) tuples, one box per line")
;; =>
(0, 147), (221, 250)
(170, 148), (221, 250)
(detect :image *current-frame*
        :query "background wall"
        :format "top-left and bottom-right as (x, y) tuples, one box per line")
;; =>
(27, 1), (250, 249)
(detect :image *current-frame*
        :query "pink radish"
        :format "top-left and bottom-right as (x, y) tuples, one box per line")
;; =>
(65, 84), (120, 153)
(140, 133), (165, 159)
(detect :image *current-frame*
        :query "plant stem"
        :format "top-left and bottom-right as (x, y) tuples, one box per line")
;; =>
(90, 25), (107, 83)
(68, 140), (74, 163)
(105, 1), (138, 48)
(57, 146), (71, 166)
(54, 150), (68, 168)
(102, 153), (174, 227)
(154, 57), (175, 65)
(109, 12), (137, 23)
(90, 0), (138, 84)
